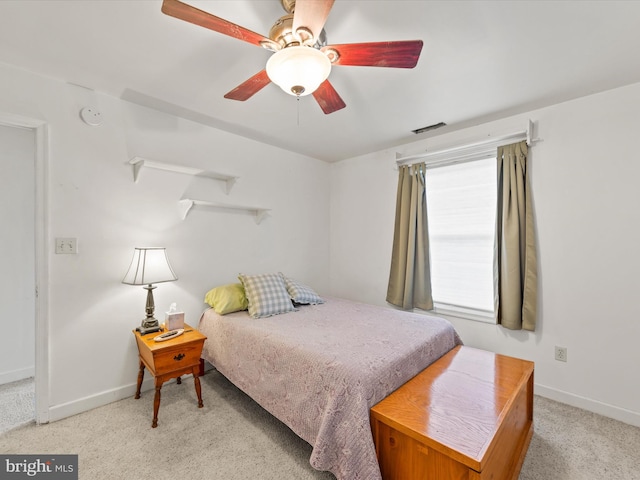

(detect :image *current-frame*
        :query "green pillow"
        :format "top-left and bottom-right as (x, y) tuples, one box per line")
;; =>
(204, 283), (249, 315)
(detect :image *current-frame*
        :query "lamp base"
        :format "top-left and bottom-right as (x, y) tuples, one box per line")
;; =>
(136, 324), (162, 336)
(138, 313), (161, 336)
(141, 316), (159, 329)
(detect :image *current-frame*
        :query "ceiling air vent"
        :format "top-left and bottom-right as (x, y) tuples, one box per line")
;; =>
(412, 122), (446, 134)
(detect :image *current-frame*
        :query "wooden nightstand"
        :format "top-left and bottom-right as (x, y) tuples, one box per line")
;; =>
(133, 323), (207, 428)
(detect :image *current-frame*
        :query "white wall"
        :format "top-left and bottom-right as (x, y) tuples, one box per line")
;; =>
(2, 56), (639, 427)
(0, 124), (35, 384)
(0, 62), (330, 420)
(330, 82), (640, 427)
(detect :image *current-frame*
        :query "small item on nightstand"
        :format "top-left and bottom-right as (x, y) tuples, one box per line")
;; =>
(165, 302), (185, 330)
(153, 328), (184, 342)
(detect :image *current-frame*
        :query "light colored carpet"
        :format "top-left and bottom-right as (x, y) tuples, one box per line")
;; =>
(520, 394), (640, 479)
(0, 371), (334, 480)
(0, 377), (35, 434)
(0, 370), (638, 479)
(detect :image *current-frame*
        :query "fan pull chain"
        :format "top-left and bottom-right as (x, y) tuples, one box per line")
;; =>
(297, 96), (300, 126)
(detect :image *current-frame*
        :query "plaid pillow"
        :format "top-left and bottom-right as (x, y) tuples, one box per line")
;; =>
(238, 273), (295, 318)
(280, 273), (325, 305)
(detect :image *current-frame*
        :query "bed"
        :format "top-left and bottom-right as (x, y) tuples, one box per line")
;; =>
(198, 295), (462, 480)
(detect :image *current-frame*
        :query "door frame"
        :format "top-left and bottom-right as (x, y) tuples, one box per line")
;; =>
(0, 112), (49, 424)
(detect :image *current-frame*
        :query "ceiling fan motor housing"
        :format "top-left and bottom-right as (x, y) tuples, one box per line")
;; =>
(269, 14), (298, 47)
(280, 0), (296, 14)
(270, 14), (316, 48)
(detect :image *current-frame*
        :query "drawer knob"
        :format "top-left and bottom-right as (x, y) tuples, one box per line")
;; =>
(174, 353), (185, 361)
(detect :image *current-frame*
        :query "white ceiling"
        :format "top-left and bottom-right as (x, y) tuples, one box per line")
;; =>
(2, 0), (640, 162)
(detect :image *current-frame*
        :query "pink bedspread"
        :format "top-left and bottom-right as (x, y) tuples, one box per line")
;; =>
(198, 297), (462, 480)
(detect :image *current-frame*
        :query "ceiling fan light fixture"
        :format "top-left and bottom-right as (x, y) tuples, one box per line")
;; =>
(266, 46), (331, 97)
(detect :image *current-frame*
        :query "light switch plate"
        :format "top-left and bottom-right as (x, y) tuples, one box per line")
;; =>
(55, 238), (77, 254)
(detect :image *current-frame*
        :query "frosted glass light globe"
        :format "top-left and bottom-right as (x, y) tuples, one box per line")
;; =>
(266, 46), (332, 97)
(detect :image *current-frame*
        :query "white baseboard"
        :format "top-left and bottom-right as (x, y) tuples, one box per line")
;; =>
(47, 375), (192, 423)
(535, 383), (640, 428)
(45, 375), (640, 428)
(0, 366), (35, 385)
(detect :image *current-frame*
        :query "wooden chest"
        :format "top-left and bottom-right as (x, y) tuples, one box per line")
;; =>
(370, 345), (534, 480)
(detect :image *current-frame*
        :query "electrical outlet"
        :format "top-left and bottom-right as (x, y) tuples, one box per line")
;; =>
(555, 346), (567, 362)
(55, 238), (78, 254)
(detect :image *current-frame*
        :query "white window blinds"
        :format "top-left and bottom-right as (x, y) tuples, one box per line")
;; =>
(425, 158), (496, 316)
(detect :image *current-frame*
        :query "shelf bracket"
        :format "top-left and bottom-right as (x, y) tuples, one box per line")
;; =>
(223, 176), (237, 195)
(131, 159), (144, 183)
(255, 209), (270, 224)
(177, 199), (195, 220)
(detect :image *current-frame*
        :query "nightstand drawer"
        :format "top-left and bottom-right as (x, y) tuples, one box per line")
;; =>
(152, 340), (204, 375)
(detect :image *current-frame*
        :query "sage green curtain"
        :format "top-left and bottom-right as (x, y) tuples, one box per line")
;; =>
(386, 163), (433, 310)
(495, 141), (537, 331)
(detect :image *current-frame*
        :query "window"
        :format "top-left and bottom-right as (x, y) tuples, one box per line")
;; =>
(394, 130), (530, 322)
(425, 157), (497, 322)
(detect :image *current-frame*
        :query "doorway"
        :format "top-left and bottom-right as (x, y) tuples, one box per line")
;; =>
(0, 115), (49, 426)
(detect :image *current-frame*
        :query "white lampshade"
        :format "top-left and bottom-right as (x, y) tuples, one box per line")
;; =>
(266, 46), (331, 97)
(122, 247), (178, 286)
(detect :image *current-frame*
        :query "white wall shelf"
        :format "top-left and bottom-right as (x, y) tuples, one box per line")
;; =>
(129, 157), (238, 194)
(178, 199), (270, 224)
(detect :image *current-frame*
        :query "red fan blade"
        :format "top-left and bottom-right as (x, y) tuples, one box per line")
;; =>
(224, 70), (271, 101)
(292, 0), (335, 43)
(322, 40), (423, 68)
(162, 0), (276, 50)
(312, 79), (346, 114)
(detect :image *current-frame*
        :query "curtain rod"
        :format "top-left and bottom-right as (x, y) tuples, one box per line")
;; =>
(396, 119), (539, 167)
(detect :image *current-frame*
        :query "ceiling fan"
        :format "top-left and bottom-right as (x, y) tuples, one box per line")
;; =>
(161, 0), (423, 114)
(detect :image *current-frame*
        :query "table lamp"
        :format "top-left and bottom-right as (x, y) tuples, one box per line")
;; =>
(122, 247), (178, 335)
